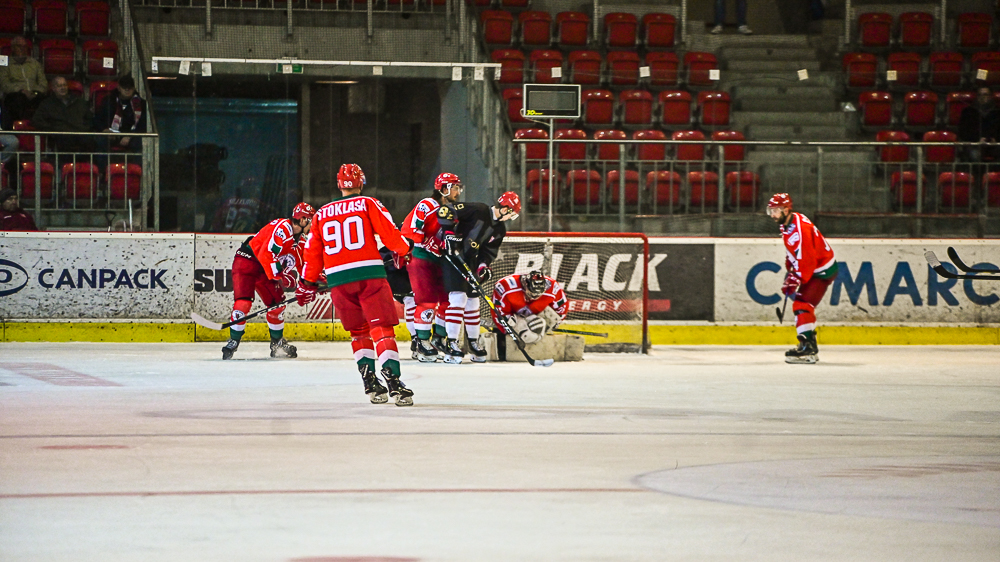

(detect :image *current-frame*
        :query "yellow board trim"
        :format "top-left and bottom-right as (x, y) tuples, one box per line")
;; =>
(647, 325), (1000, 345)
(4, 322), (195, 343)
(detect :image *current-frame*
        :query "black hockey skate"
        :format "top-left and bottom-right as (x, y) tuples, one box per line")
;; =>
(443, 338), (465, 364)
(414, 338), (439, 363)
(468, 338), (488, 363)
(410, 339), (419, 361)
(785, 336), (818, 364)
(359, 363), (389, 404)
(431, 333), (447, 361)
(221, 338), (240, 360)
(270, 337), (298, 358)
(383, 369), (414, 407)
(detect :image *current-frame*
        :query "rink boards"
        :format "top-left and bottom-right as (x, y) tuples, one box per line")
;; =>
(1, 232), (998, 344)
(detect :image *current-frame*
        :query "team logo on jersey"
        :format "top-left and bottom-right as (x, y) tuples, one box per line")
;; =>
(788, 231), (801, 245)
(231, 309), (246, 322)
(275, 228), (287, 240)
(419, 309), (435, 323)
(438, 207), (454, 219)
(470, 241), (479, 249)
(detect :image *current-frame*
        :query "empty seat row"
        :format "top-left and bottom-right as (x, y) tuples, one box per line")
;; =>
(481, 10), (676, 50)
(844, 51), (1000, 90)
(875, 130), (961, 163)
(17, 161), (143, 201)
(855, 11), (994, 49)
(858, 90), (1000, 130)
(515, 128), (747, 163)
(890, 170), (1000, 210)
(0, 0), (110, 37)
(525, 168), (760, 210)
(505, 89), (731, 129)
(492, 49), (717, 87)
(34, 37), (118, 76)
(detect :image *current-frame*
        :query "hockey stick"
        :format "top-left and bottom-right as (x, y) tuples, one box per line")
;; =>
(946, 247), (1000, 275)
(925, 251), (1000, 281)
(445, 255), (554, 367)
(552, 328), (609, 338)
(776, 293), (789, 324)
(191, 296), (297, 331)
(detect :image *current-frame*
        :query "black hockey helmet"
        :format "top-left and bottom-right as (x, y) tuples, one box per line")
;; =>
(523, 270), (546, 300)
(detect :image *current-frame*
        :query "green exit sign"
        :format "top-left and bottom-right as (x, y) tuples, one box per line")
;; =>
(276, 64), (303, 74)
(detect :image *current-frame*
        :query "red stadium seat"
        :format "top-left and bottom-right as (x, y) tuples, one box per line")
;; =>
(62, 162), (100, 200)
(687, 171), (719, 209)
(957, 13), (992, 49)
(726, 171), (760, 209)
(89, 80), (118, 112)
(19, 162), (54, 200)
(712, 130), (745, 162)
(12, 120), (45, 152)
(898, 12), (933, 48)
(938, 172), (971, 209)
(108, 163), (143, 200)
(859, 91), (893, 128)
(603, 12), (637, 49)
(503, 88), (529, 123)
(632, 129), (666, 161)
(902, 91), (938, 129)
(928, 51), (963, 89)
(698, 90), (731, 127)
(645, 52), (679, 88)
(66, 79), (84, 97)
(481, 10), (515, 46)
(519, 11), (552, 48)
(684, 52), (717, 87)
(554, 128), (587, 162)
(945, 91), (975, 127)
(568, 50), (602, 85)
(843, 52), (878, 89)
(593, 129), (626, 160)
(0, 0), (25, 34)
(491, 49), (525, 84)
(40, 39), (75, 76)
(876, 130), (910, 162)
(529, 50), (563, 83)
(658, 90), (692, 127)
(582, 89), (615, 125)
(607, 169), (640, 205)
(641, 13), (676, 49)
(556, 12), (589, 48)
(673, 130), (706, 161)
(646, 170), (681, 207)
(83, 40), (118, 77)
(606, 51), (640, 86)
(886, 52), (921, 89)
(620, 90), (653, 127)
(526, 169), (559, 206)
(76, 1), (110, 36)
(922, 130), (957, 163)
(890, 171), (921, 208)
(983, 172), (1000, 209)
(514, 128), (548, 160)
(567, 169), (601, 206)
(33, 0), (67, 35)
(970, 52), (1000, 87)
(858, 12), (892, 48)
(500, 0), (528, 9)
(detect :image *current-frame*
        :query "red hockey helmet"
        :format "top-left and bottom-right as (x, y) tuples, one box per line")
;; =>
(497, 191), (522, 220)
(338, 163), (366, 191)
(767, 193), (792, 209)
(292, 202), (315, 220)
(434, 172), (462, 194)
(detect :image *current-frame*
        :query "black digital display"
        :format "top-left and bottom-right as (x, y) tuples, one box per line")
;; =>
(522, 84), (581, 118)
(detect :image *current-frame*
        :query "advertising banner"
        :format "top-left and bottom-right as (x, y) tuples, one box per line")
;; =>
(647, 239), (714, 321)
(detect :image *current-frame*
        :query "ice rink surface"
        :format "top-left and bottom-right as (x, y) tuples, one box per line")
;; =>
(1, 342), (998, 562)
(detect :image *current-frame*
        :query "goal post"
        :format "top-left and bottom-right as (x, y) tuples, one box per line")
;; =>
(484, 232), (649, 353)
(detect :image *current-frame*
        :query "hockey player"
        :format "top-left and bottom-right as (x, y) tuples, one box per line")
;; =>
(402, 172), (464, 362)
(222, 202), (316, 360)
(437, 191), (521, 363)
(492, 270), (568, 345)
(295, 163), (415, 406)
(767, 193), (839, 364)
(379, 245), (419, 359)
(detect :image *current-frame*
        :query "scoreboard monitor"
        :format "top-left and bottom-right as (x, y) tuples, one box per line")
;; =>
(521, 84), (581, 119)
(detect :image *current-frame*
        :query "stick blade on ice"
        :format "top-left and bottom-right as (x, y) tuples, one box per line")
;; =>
(190, 312), (223, 331)
(533, 358), (555, 367)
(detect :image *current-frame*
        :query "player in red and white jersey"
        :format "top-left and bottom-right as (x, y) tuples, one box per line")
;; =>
(401, 172), (463, 362)
(491, 270), (567, 345)
(296, 163), (415, 406)
(767, 193), (839, 364)
(222, 202), (316, 361)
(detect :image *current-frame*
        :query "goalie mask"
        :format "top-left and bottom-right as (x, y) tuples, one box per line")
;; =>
(523, 270), (546, 301)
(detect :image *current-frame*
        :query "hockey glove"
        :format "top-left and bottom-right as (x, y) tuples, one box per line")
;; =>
(277, 267), (298, 290)
(296, 279), (318, 306)
(444, 232), (462, 257)
(477, 263), (492, 282)
(539, 307), (562, 334)
(781, 273), (802, 297)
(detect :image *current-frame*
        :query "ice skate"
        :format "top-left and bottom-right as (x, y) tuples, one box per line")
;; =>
(359, 364), (389, 404)
(442, 338), (465, 364)
(431, 333), (447, 361)
(785, 336), (818, 364)
(269, 337), (297, 358)
(221, 338), (240, 360)
(468, 338), (488, 363)
(383, 370), (414, 407)
(410, 339), (419, 360)
(414, 338), (439, 363)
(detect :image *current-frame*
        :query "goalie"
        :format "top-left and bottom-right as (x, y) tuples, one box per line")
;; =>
(491, 270), (567, 344)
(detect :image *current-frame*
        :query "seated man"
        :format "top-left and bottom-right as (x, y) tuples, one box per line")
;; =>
(0, 36), (47, 129)
(0, 188), (39, 231)
(32, 76), (96, 153)
(94, 75), (146, 153)
(491, 270), (567, 344)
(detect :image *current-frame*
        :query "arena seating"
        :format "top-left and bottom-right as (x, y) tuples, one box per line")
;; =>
(726, 171), (760, 210)
(19, 162), (54, 200)
(108, 163), (143, 200)
(876, 130), (911, 163)
(0, 0), (26, 34)
(646, 170), (681, 207)
(606, 169), (639, 205)
(938, 171), (972, 209)
(593, 129), (626, 161)
(632, 129), (666, 160)
(567, 168), (601, 206)
(553, 128), (587, 162)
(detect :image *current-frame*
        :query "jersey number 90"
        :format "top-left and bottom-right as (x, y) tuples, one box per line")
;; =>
(322, 216), (366, 255)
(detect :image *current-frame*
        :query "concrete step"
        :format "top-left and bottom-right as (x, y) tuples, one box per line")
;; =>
(747, 149), (872, 163)
(746, 124), (852, 140)
(686, 34), (812, 51)
(720, 47), (819, 61)
(737, 97), (839, 112)
(733, 111), (847, 127)
(726, 60), (823, 73)
(730, 84), (836, 98)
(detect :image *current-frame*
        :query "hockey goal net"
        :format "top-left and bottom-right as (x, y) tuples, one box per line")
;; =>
(483, 232), (649, 353)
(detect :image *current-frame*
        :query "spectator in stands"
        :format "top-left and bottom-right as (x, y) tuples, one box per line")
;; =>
(0, 128), (18, 166)
(31, 76), (96, 153)
(0, 37), (48, 129)
(958, 85), (999, 163)
(0, 188), (39, 231)
(94, 75), (147, 153)
(711, 0), (752, 35)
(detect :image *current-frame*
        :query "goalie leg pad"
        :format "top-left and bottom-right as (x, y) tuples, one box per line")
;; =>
(512, 314), (544, 344)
